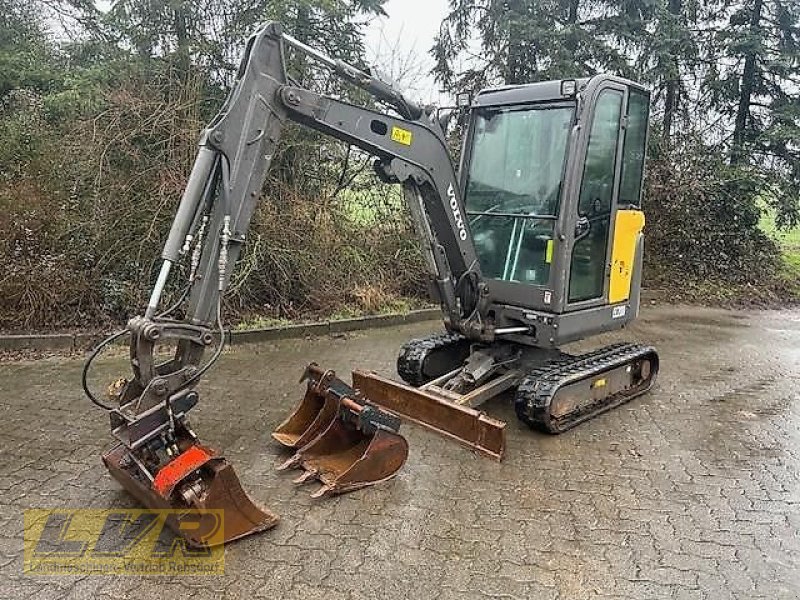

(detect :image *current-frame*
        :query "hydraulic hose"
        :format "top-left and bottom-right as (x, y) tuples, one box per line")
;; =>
(81, 328), (129, 411)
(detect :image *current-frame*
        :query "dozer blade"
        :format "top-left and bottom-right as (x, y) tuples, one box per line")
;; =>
(274, 364), (409, 497)
(272, 365), (339, 449)
(351, 369), (506, 460)
(103, 441), (278, 547)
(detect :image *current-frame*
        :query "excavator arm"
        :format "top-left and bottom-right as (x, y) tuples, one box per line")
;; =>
(84, 22), (487, 546)
(112, 23), (486, 421)
(159, 23), (476, 330)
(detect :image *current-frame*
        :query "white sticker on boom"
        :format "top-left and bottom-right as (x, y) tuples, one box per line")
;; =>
(612, 305), (627, 319)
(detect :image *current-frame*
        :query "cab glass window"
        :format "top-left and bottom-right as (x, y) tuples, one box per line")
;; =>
(464, 104), (574, 285)
(569, 89), (623, 303)
(618, 90), (649, 206)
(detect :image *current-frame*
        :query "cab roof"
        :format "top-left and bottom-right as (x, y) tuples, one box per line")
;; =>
(472, 75), (646, 108)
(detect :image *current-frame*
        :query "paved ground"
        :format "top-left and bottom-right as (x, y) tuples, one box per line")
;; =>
(1, 304), (799, 599)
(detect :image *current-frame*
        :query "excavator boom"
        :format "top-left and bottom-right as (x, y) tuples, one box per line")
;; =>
(83, 21), (488, 546)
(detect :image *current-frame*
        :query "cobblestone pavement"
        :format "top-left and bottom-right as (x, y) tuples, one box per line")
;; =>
(1, 304), (799, 599)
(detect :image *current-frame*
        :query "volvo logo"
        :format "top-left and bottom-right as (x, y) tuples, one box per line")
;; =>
(447, 183), (468, 241)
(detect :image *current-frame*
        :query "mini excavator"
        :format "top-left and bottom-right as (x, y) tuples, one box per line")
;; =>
(83, 22), (658, 547)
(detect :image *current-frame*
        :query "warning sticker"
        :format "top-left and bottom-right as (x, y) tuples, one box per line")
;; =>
(390, 126), (413, 146)
(545, 239), (554, 264)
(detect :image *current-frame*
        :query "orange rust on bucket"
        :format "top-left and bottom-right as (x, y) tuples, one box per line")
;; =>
(273, 364), (409, 497)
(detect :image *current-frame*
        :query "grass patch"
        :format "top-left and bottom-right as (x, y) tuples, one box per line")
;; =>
(760, 206), (800, 298)
(335, 186), (403, 227)
(232, 295), (429, 330)
(759, 208), (800, 249)
(233, 316), (293, 331)
(328, 296), (417, 321)
(779, 250), (800, 296)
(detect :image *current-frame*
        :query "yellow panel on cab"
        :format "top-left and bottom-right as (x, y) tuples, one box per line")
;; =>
(609, 209), (645, 304)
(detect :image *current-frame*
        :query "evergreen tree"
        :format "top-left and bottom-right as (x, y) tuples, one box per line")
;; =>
(0, 0), (54, 97)
(73, 0), (387, 80)
(432, 0), (658, 92)
(705, 0), (800, 225)
(640, 0), (701, 141)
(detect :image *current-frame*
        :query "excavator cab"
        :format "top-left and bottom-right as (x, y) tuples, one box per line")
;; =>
(388, 76), (659, 448)
(461, 76), (651, 340)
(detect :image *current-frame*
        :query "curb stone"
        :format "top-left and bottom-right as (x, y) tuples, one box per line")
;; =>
(0, 308), (442, 353)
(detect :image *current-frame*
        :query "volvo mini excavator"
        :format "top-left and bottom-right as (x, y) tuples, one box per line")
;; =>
(83, 22), (658, 547)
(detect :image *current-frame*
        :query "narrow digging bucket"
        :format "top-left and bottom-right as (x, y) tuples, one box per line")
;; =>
(272, 381), (338, 449)
(274, 364), (409, 497)
(291, 419), (409, 498)
(103, 443), (278, 547)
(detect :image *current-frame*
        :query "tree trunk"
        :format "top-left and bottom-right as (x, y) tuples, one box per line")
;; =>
(731, 0), (763, 165)
(172, 1), (190, 77)
(566, 0), (579, 54)
(662, 0), (681, 145)
(506, 28), (519, 83)
(505, 0), (522, 84)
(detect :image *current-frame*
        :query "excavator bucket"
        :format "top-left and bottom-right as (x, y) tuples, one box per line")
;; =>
(279, 418), (409, 498)
(272, 365), (340, 449)
(102, 430), (278, 547)
(274, 364), (409, 497)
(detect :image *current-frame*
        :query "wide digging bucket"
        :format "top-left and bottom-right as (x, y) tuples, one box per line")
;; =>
(272, 366), (339, 449)
(103, 442), (278, 547)
(274, 364), (409, 497)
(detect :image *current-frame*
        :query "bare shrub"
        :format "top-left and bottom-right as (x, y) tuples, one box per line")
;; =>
(0, 71), (426, 331)
(643, 137), (780, 287)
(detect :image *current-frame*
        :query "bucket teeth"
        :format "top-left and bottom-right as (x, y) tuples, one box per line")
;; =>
(310, 484), (334, 499)
(276, 453), (304, 471)
(274, 364), (409, 497)
(292, 469), (319, 484)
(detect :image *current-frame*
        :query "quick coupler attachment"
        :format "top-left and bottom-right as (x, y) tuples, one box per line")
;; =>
(102, 420), (278, 547)
(273, 364), (409, 498)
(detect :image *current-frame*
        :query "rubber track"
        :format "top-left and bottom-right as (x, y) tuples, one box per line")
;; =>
(515, 342), (658, 434)
(397, 332), (467, 386)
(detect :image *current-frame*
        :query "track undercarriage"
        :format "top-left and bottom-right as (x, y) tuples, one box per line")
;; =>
(384, 332), (660, 456)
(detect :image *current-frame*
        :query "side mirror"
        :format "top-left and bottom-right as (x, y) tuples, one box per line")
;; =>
(438, 108), (455, 131)
(456, 92), (472, 108)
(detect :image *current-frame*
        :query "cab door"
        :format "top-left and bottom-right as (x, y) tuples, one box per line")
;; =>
(566, 82), (649, 309)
